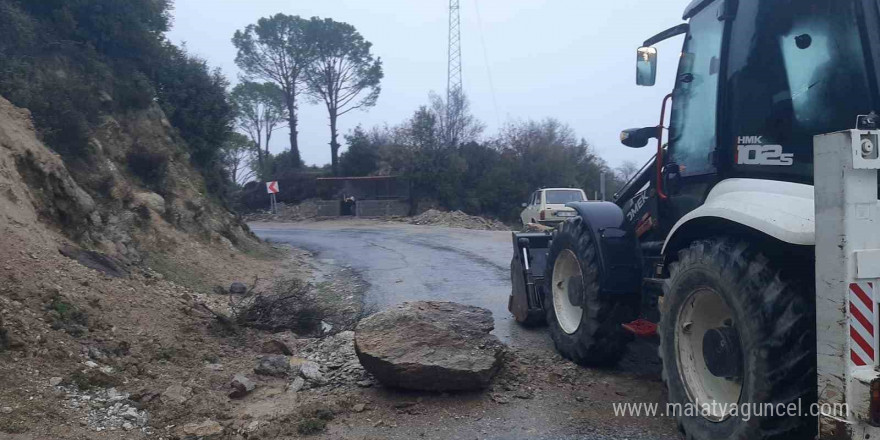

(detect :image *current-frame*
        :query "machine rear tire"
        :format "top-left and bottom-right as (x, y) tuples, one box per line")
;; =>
(660, 239), (816, 440)
(544, 217), (637, 366)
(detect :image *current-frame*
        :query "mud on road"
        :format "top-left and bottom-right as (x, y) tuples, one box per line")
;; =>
(250, 220), (679, 440)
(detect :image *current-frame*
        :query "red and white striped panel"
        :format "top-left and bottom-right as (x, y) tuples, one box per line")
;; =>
(849, 282), (876, 366)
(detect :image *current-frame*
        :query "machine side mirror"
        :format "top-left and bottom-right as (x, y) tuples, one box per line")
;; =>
(620, 126), (659, 149)
(636, 46), (657, 86)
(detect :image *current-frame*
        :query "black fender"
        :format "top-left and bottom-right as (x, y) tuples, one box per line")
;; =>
(566, 202), (642, 295)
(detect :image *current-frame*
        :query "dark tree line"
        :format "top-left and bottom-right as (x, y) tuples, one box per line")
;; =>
(337, 93), (624, 221)
(0, 0), (235, 196)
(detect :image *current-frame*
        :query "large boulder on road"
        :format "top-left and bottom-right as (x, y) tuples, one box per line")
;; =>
(354, 301), (504, 391)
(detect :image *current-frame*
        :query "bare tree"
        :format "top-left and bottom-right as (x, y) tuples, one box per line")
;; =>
(429, 90), (484, 147)
(233, 14), (313, 167)
(230, 81), (288, 176)
(305, 17), (383, 176)
(222, 133), (258, 186)
(615, 160), (641, 182)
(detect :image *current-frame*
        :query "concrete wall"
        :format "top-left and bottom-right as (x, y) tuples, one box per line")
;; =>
(355, 200), (409, 218)
(315, 200), (341, 217)
(317, 176), (409, 200)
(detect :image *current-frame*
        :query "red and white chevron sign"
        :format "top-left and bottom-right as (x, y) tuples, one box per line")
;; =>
(266, 181), (280, 194)
(849, 282), (876, 366)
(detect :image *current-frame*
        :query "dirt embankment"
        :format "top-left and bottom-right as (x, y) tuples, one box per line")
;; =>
(246, 201), (511, 232)
(405, 209), (509, 231)
(0, 95), (374, 438)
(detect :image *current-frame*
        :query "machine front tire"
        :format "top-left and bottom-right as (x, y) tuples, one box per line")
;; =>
(660, 239), (816, 440)
(544, 217), (637, 366)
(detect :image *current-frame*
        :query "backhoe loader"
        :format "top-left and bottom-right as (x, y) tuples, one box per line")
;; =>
(509, 0), (880, 438)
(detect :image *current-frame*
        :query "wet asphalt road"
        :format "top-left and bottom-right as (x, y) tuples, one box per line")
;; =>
(249, 220), (553, 352)
(248, 220), (675, 440)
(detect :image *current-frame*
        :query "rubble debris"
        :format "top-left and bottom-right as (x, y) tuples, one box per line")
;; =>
(60, 386), (149, 433)
(182, 419), (223, 437)
(407, 209), (509, 231)
(354, 301), (505, 391)
(229, 374), (256, 399)
(287, 377), (306, 393)
(298, 331), (370, 387)
(161, 384), (193, 405)
(254, 355), (291, 378)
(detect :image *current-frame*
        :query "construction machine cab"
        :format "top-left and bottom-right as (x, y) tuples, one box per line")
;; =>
(618, 0), (880, 249)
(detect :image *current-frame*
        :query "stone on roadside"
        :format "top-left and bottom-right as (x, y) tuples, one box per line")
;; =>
(161, 384), (193, 404)
(229, 374), (256, 399)
(182, 419), (223, 437)
(49, 376), (63, 386)
(261, 339), (293, 356)
(254, 355), (290, 378)
(287, 377), (305, 393)
(299, 361), (323, 382)
(353, 403), (366, 413)
(229, 282), (248, 295)
(354, 301), (504, 391)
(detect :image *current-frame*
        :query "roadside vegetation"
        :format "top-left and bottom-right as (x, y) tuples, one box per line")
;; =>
(0, 0), (235, 196)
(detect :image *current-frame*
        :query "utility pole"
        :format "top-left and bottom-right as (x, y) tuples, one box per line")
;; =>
(447, 0), (463, 123)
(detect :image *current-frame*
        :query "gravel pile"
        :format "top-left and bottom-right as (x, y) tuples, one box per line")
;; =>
(408, 209), (509, 231)
(60, 386), (150, 433)
(244, 199), (321, 222)
(299, 331), (373, 388)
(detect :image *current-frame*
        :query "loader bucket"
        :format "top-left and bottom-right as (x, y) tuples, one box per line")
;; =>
(509, 231), (552, 326)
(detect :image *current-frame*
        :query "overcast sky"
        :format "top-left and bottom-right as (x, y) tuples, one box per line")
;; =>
(167, 0), (691, 169)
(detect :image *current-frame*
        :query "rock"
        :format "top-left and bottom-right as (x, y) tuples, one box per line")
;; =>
(59, 246), (128, 278)
(120, 407), (140, 421)
(354, 301), (504, 391)
(161, 384), (193, 404)
(182, 419), (223, 437)
(321, 321), (333, 333)
(514, 389), (535, 400)
(122, 422), (134, 431)
(88, 346), (105, 361)
(261, 339), (293, 356)
(353, 403), (366, 413)
(490, 393), (512, 404)
(229, 281), (248, 295)
(356, 379), (374, 388)
(1, 407), (12, 414)
(254, 355), (290, 377)
(299, 361), (323, 382)
(229, 374), (256, 399)
(132, 191), (166, 215)
(49, 376), (63, 386)
(287, 377), (305, 393)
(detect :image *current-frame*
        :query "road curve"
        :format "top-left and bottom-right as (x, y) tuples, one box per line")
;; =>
(249, 220), (553, 352)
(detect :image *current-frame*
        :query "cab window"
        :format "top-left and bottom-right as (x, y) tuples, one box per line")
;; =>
(723, 0), (873, 182)
(668, 0), (725, 176)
